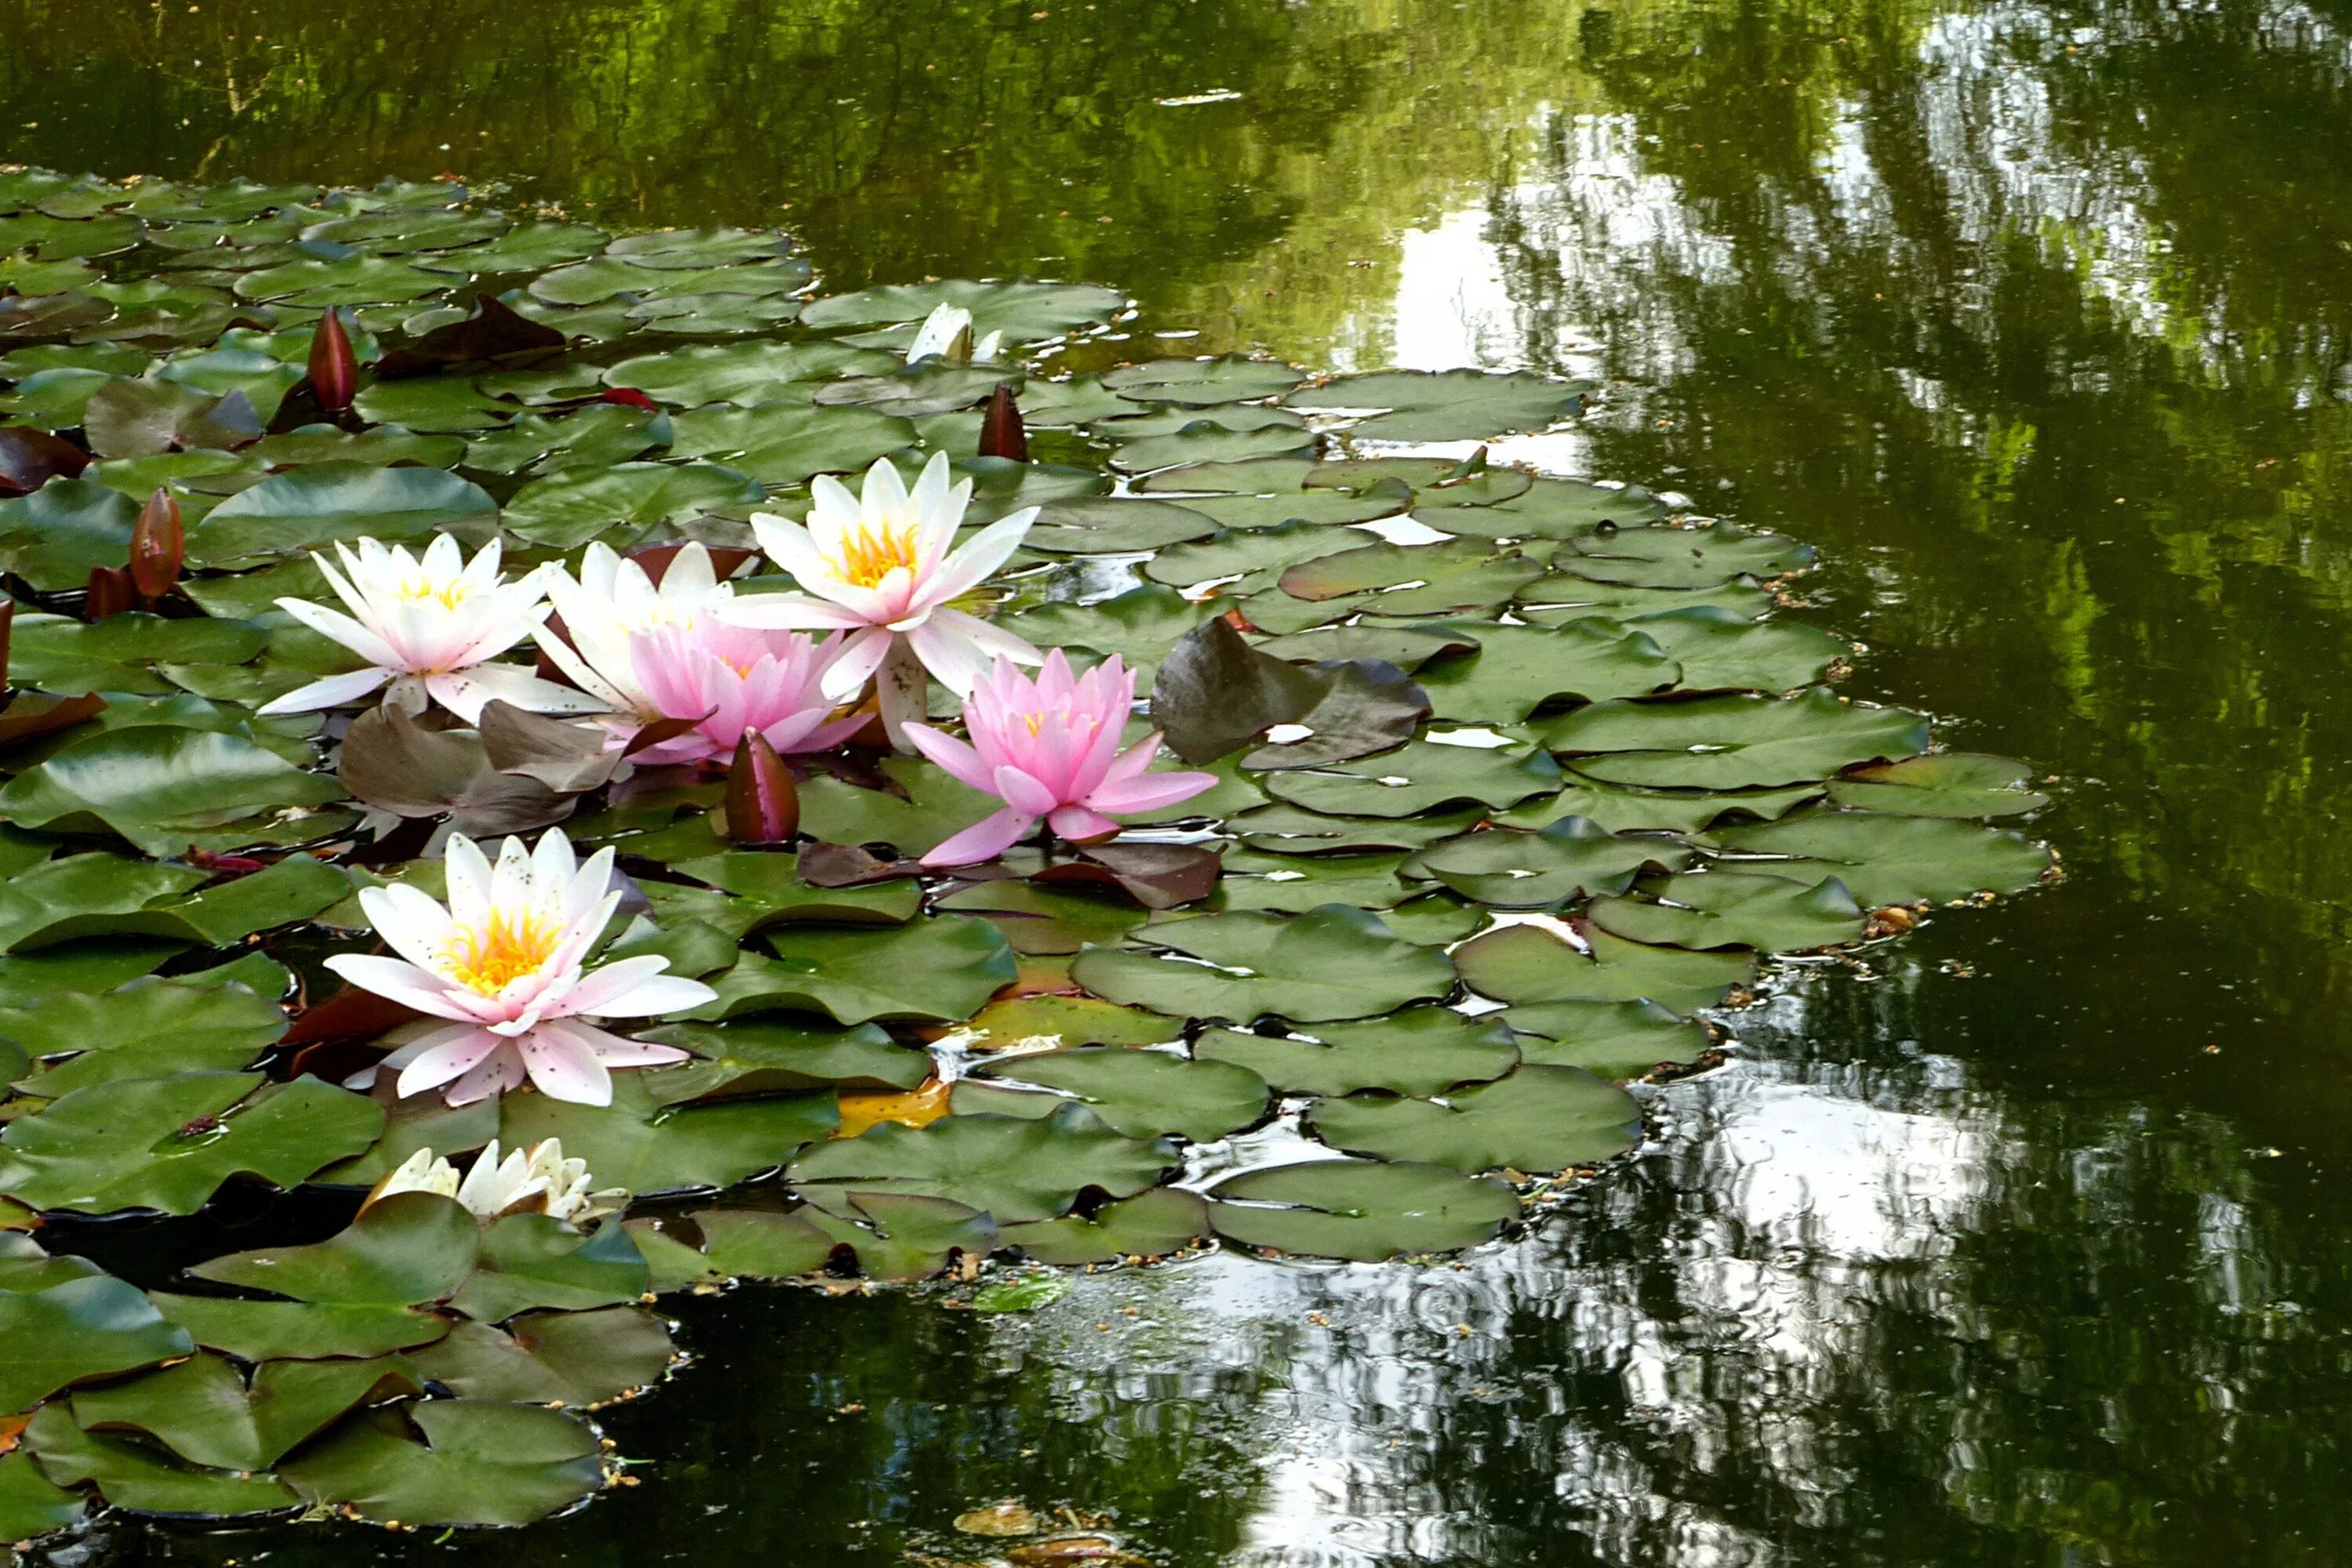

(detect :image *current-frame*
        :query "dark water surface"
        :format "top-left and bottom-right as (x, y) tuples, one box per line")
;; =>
(9, 0), (2352, 1562)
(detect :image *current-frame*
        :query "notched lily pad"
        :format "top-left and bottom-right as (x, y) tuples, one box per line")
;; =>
(1195, 1006), (1518, 1098)
(956, 1047), (1272, 1143)
(1304, 1063), (1639, 1174)
(786, 1102), (1173, 1224)
(1206, 1159), (1519, 1261)
(1071, 906), (1456, 1024)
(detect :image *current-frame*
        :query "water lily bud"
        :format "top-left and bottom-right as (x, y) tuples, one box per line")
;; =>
(85, 564), (137, 622)
(978, 384), (1029, 463)
(724, 731), (800, 844)
(0, 597), (13, 688)
(129, 488), (183, 601)
(307, 307), (358, 413)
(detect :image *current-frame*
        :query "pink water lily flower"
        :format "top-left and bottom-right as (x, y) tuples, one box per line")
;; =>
(725, 452), (1040, 744)
(903, 652), (1218, 867)
(325, 829), (716, 1107)
(623, 620), (866, 766)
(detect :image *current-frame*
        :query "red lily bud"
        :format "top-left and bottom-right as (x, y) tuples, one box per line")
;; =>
(129, 488), (183, 601)
(85, 565), (137, 622)
(307, 307), (358, 413)
(0, 597), (13, 688)
(978, 384), (1029, 462)
(724, 731), (800, 844)
(601, 387), (659, 412)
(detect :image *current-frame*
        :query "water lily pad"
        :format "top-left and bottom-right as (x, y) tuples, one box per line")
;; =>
(1588, 869), (1865, 952)
(0, 1450), (85, 1540)
(501, 461), (762, 549)
(1305, 1063), (1639, 1174)
(605, 339), (895, 405)
(449, 1215), (651, 1323)
(1174, 482), (1415, 533)
(193, 1192), (480, 1304)
(1149, 617), (1327, 764)
(499, 1075), (838, 1195)
(997, 1186), (1210, 1265)
(937, 880), (1150, 956)
(0, 726), (346, 855)
(71, 1351), (419, 1471)
(689, 916), (1016, 1025)
(278, 1399), (601, 1526)
(958, 1047), (1272, 1142)
(1410, 621), (1680, 723)
(1102, 357), (1305, 404)
(787, 1102), (1172, 1223)
(1495, 779), (1824, 836)
(669, 401), (913, 483)
(1453, 922), (1753, 1012)
(348, 377), (513, 431)
(0, 1073), (382, 1216)
(1708, 810), (2054, 906)
(0, 478), (138, 590)
(1000, 584), (1214, 673)
(1826, 753), (2051, 818)
(798, 757), (996, 856)
(1286, 369), (1586, 441)
(0, 1273), (194, 1413)
(1196, 1006), (1519, 1097)
(1021, 495), (1221, 554)
(638, 1018), (929, 1100)
(1208, 848), (1412, 913)
(0, 978), (286, 1096)
(1112, 423), (1319, 473)
(1071, 906), (1456, 1023)
(26, 1403), (300, 1516)
(1542, 688), (1931, 789)
(233, 256), (458, 306)
(1504, 999), (1713, 1079)
(793, 1189), (998, 1281)
(802, 279), (1127, 340)
(1399, 816), (1690, 907)
(1277, 538), (1545, 616)
(463, 405), (670, 474)
(953, 993), (1184, 1052)
(1261, 735), (1561, 818)
(1628, 607), (1845, 693)
(1557, 522), (1811, 589)
(0, 854), (205, 953)
(1145, 518), (1366, 589)
(147, 1293), (454, 1361)
(1434, 477), (1666, 539)
(189, 462), (497, 561)
(1205, 1159), (1519, 1261)
(408, 1308), (674, 1406)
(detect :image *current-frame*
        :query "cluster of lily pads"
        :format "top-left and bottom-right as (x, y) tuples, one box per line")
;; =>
(0, 165), (2053, 1543)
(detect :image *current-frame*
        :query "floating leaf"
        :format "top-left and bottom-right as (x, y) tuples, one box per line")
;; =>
(1196, 1006), (1519, 1097)
(1588, 869), (1865, 952)
(1071, 906), (1455, 1023)
(689, 916), (1016, 1025)
(0, 978), (285, 1095)
(1401, 816), (1690, 907)
(797, 757), (996, 857)
(0, 479), (138, 591)
(793, 1189), (997, 1281)
(1205, 1159), (1519, 1261)
(957, 1047), (1272, 1142)
(1504, 999), (1713, 1080)
(25, 1403), (299, 1516)
(501, 461), (762, 550)
(1708, 810), (2054, 906)
(1283, 369), (1585, 441)
(996, 1187), (1210, 1265)
(0, 726), (345, 855)
(449, 1215), (650, 1323)
(194, 1192), (480, 1304)
(1557, 522), (1812, 589)
(1826, 753), (2051, 818)
(1626, 607), (1845, 694)
(952, 993), (1184, 1052)
(1436, 477), (1666, 539)
(189, 462), (497, 561)
(0, 1272), (194, 1414)
(639, 1018), (929, 1101)
(1542, 688), (1930, 789)
(279, 1399), (602, 1527)
(1021, 495), (1221, 554)
(802, 279), (1127, 340)
(1149, 618), (1326, 764)
(1453, 922), (1753, 1012)
(147, 1293), (453, 1362)
(787, 1102), (1172, 1223)
(605, 340), (895, 405)
(408, 1308), (674, 1406)
(499, 1074), (836, 1195)
(1412, 621), (1680, 723)
(1102, 357), (1305, 404)
(70, 1351), (419, 1472)
(668, 403), (914, 485)
(1000, 584), (1213, 675)
(1305, 1063), (1639, 1174)
(0, 1450), (84, 1540)
(1261, 735), (1561, 818)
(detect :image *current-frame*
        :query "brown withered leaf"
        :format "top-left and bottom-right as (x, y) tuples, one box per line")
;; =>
(1032, 842), (1223, 909)
(1149, 617), (1325, 764)
(337, 704), (575, 835)
(797, 840), (922, 887)
(1241, 658), (1428, 770)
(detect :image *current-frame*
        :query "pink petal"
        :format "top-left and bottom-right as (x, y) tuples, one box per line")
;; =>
(920, 806), (1037, 869)
(1087, 767), (1221, 815)
(993, 765), (1061, 816)
(1047, 804), (1121, 843)
(320, 955), (481, 1024)
(394, 1026), (505, 1101)
(560, 1018), (693, 1067)
(442, 1044), (527, 1106)
(902, 722), (997, 794)
(820, 625), (896, 701)
(517, 1022), (614, 1106)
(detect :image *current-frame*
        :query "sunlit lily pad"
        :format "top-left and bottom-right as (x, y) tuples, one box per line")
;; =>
(1205, 1159), (1519, 1261)
(1504, 999), (1714, 1080)
(1284, 369), (1586, 441)
(499, 1076), (838, 1195)
(801, 279), (1127, 340)
(1453, 921), (1754, 1011)
(1073, 905), (1455, 1023)
(689, 915), (1017, 1025)
(956, 1047), (1272, 1142)
(793, 1189), (999, 1281)
(1102, 357), (1306, 403)
(997, 1186), (1210, 1265)
(70, 1351), (421, 1472)
(1625, 607), (1846, 693)
(26, 1403), (301, 1516)
(1196, 1006), (1519, 1097)
(193, 1192), (480, 1304)
(1588, 869), (1865, 951)
(1261, 735), (1561, 818)
(408, 1308), (673, 1406)
(0, 726), (346, 855)
(788, 1102), (1173, 1223)
(148, 1293), (454, 1362)
(1541, 688), (1930, 789)
(1707, 809), (2053, 906)
(1305, 1063), (1639, 1174)
(189, 462), (497, 561)
(1557, 522), (1811, 589)
(1399, 816), (1691, 907)
(449, 1214), (650, 1323)
(0, 978), (285, 1095)
(0, 1268), (194, 1413)
(1825, 752), (2051, 818)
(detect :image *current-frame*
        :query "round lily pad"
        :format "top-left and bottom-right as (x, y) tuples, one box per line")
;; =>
(959, 1047), (1272, 1142)
(1708, 809), (2054, 907)
(1400, 816), (1692, 907)
(1542, 688), (1931, 789)
(278, 1399), (602, 1527)
(1587, 869), (1866, 952)
(1304, 1063), (1640, 1174)
(1071, 906), (1457, 1024)
(786, 1102), (1173, 1223)
(1195, 1006), (1519, 1097)
(1205, 1159), (1519, 1261)
(996, 1187), (1210, 1265)
(1826, 753), (2051, 818)
(1453, 921), (1754, 1013)
(1283, 368), (1587, 441)
(1504, 999), (1714, 1080)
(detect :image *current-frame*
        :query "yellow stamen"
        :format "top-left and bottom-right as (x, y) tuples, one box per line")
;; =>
(833, 524), (921, 590)
(443, 912), (560, 995)
(390, 576), (474, 611)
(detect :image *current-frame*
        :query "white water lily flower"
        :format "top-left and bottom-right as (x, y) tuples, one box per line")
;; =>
(533, 541), (735, 722)
(325, 827), (717, 1107)
(366, 1147), (461, 1207)
(259, 535), (602, 723)
(905, 302), (1004, 365)
(725, 452), (1040, 742)
(362, 1138), (622, 1224)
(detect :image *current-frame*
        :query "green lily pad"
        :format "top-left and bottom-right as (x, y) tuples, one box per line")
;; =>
(1172, 482), (1414, 533)
(1071, 906), (1456, 1024)
(147, 1293), (454, 1361)
(1494, 779), (1824, 836)
(997, 1186), (1210, 1265)
(0, 1450), (85, 1540)
(1253, 623), (1479, 672)
(1411, 621), (1680, 723)
(605, 339), (895, 405)
(234, 256), (458, 306)
(407, 1308), (674, 1406)
(26, 1403), (301, 1516)
(501, 460), (763, 549)
(449, 1215), (651, 1323)
(499, 1073), (836, 1195)
(1145, 518), (1367, 589)
(957, 1047), (1272, 1142)
(1400, 816), (1690, 907)
(1205, 1159), (1519, 1261)
(638, 1018), (929, 1101)
(1434, 477), (1667, 539)
(1557, 522), (1812, 589)
(937, 880), (1150, 956)
(0, 727), (346, 855)
(0, 479), (139, 591)
(309, 1095), (500, 1188)
(953, 993), (1184, 1052)
(1208, 849), (1412, 914)
(188, 462), (498, 561)
(1708, 810), (2054, 906)
(1276, 538), (1545, 616)
(0, 978), (286, 1096)
(689, 916), (1015, 1026)
(1283, 369), (1585, 441)
(193, 1192), (481, 1304)
(786, 1102), (1172, 1223)
(1542, 688), (1931, 789)
(1588, 869), (1865, 952)
(1628, 607), (1846, 693)
(347, 377), (514, 432)
(1504, 999), (1714, 1080)
(1112, 422), (1319, 473)
(1000, 584), (1214, 673)
(1102, 357), (1306, 404)
(1826, 753), (2051, 818)
(251, 427), (462, 474)
(71, 1351), (420, 1472)
(1305, 1063), (1639, 1174)
(463, 404), (670, 474)
(278, 1399), (602, 1526)
(1225, 802), (1485, 854)
(1196, 1006), (1519, 1097)
(6, 612), (267, 696)
(1021, 495), (1221, 554)
(0, 854), (206, 953)
(669, 401), (913, 480)
(0, 1073), (383, 1217)
(802, 278), (1127, 340)
(798, 757), (997, 857)
(1453, 922), (1754, 1012)
(793, 1189), (998, 1282)
(1261, 735), (1562, 819)
(0, 1272), (194, 1413)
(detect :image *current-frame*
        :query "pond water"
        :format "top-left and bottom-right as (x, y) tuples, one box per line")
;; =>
(7, 0), (2351, 1562)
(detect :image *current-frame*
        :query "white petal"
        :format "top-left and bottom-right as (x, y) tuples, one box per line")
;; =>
(254, 664), (393, 717)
